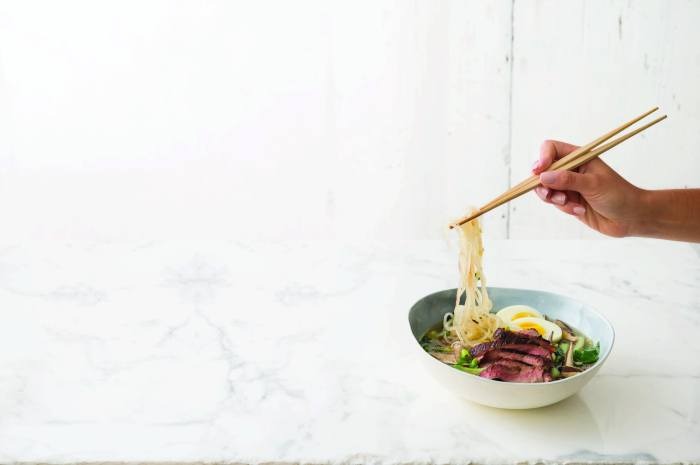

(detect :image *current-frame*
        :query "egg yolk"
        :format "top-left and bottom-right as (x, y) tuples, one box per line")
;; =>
(513, 311), (534, 320)
(517, 322), (545, 336)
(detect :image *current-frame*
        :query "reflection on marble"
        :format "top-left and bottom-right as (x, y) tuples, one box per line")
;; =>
(0, 239), (698, 464)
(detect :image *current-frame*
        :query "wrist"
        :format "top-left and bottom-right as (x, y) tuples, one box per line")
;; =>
(627, 189), (697, 240)
(627, 188), (657, 237)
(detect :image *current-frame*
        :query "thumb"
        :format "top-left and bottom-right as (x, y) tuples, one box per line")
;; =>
(539, 170), (597, 195)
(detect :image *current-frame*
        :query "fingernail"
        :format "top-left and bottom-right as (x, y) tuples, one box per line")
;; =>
(536, 186), (550, 198)
(573, 206), (586, 215)
(551, 192), (566, 205)
(540, 171), (557, 184)
(531, 160), (541, 172)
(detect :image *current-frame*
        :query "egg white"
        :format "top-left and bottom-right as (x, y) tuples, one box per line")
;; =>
(496, 305), (543, 324)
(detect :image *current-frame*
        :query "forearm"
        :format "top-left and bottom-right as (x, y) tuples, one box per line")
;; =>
(631, 189), (700, 242)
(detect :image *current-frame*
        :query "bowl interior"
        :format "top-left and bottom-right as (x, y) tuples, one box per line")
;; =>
(409, 287), (613, 363)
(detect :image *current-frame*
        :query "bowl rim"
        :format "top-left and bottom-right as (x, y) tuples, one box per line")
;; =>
(409, 286), (615, 387)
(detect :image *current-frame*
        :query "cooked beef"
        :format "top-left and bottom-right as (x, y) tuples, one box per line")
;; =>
(469, 342), (493, 358)
(516, 328), (541, 338)
(468, 328), (557, 382)
(479, 359), (548, 383)
(494, 328), (553, 349)
(470, 328), (555, 358)
(479, 349), (551, 368)
(493, 343), (553, 359)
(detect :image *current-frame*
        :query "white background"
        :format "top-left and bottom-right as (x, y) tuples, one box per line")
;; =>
(0, 0), (698, 241)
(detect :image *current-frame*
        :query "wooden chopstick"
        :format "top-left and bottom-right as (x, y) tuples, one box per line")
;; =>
(449, 109), (666, 229)
(483, 106), (659, 211)
(495, 114), (667, 203)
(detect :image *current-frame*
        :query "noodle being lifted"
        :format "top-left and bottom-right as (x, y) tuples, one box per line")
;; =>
(421, 215), (601, 383)
(443, 218), (502, 347)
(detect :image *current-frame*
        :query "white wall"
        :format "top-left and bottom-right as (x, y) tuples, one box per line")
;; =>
(0, 0), (697, 241)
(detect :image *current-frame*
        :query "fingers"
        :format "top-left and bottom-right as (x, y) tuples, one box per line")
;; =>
(535, 186), (567, 205)
(532, 140), (580, 174)
(553, 201), (587, 217)
(534, 185), (586, 216)
(539, 170), (598, 196)
(550, 191), (567, 205)
(535, 186), (551, 202)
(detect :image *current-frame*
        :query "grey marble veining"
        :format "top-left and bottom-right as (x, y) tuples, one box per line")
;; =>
(0, 238), (698, 464)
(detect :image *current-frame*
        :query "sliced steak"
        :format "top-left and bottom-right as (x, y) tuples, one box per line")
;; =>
(496, 343), (554, 359)
(479, 359), (547, 383)
(515, 328), (541, 338)
(470, 329), (555, 358)
(479, 349), (551, 368)
(470, 340), (496, 358)
(495, 328), (553, 349)
(471, 341), (553, 360)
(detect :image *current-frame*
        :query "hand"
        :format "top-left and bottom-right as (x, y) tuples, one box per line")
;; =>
(531, 140), (646, 238)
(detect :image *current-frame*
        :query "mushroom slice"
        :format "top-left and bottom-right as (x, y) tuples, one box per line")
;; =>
(452, 341), (465, 360)
(563, 337), (575, 366)
(429, 351), (457, 365)
(555, 319), (577, 342)
(560, 366), (583, 378)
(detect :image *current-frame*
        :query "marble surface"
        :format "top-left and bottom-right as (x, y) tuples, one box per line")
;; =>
(0, 238), (698, 464)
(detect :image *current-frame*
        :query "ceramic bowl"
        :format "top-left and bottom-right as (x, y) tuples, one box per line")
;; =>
(408, 287), (614, 409)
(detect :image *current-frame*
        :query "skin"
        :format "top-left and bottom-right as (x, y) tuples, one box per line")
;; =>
(532, 140), (700, 243)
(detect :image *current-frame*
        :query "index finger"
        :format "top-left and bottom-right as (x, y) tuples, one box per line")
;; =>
(533, 140), (580, 174)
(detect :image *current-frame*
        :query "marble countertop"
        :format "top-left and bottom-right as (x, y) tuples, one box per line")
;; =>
(0, 238), (698, 464)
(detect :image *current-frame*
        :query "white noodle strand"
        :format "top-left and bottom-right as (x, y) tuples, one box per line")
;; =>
(444, 215), (503, 347)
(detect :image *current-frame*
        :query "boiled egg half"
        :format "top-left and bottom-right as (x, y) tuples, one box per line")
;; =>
(509, 317), (562, 342)
(496, 305), (542, 324)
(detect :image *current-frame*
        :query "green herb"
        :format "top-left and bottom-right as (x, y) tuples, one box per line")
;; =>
(558, 341), (570, 354)
(553, 342), (568, 366)
(457, 348), (473, 366)
(551, 366), (561, 379)
(574, 342), (600, 364)
(453, 365), (484, 375)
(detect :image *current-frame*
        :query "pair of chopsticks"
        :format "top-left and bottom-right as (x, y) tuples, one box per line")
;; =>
(449, 107), (667, 229)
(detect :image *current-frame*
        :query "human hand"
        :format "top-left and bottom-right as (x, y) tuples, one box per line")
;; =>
(532, 140), (646, 238)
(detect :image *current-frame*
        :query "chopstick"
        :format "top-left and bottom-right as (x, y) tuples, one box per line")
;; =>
(489, 114), (666, 206)
(484, 106), (660, 210)
(449, 108), (666, 229)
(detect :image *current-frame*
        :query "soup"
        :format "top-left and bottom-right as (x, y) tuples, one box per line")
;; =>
(421, 216), (599, 383)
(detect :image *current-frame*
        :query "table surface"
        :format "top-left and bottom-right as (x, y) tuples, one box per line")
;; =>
(0, 238), (698, 464)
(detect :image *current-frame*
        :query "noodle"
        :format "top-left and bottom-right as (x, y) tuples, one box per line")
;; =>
(443, 215), (503, 347)
(422, 217), (602, 382)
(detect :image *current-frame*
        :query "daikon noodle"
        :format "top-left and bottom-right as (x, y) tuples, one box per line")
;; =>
(443, 216), (502, 347)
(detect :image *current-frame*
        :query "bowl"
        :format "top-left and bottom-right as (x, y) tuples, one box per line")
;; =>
(408, 287), (614, 409)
